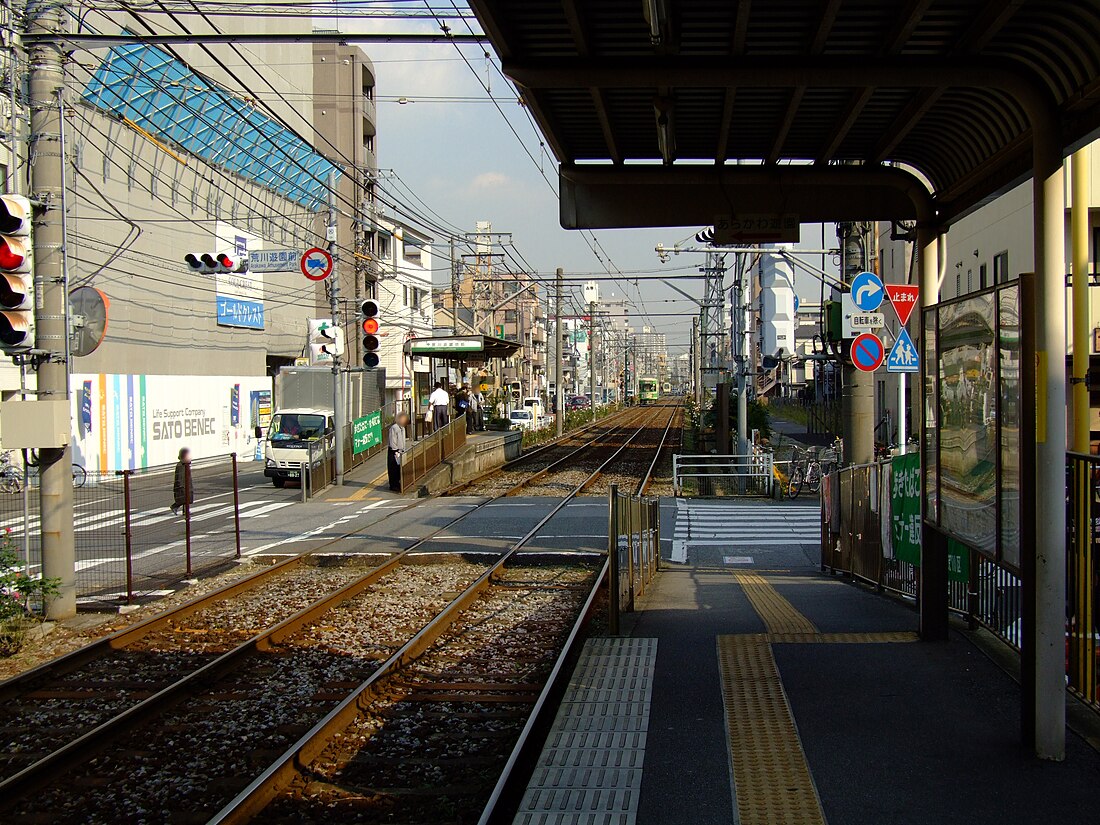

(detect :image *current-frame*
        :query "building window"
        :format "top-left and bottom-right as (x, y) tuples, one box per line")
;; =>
(377, 234), (390, 260)
(403, 240), (422, 266)
(979, 263), (988, 289)
(966, 269), (972, 293)
(402, 285), (409, 307)
(955, 271), (961, 296)
(993, 250), (1009, 283)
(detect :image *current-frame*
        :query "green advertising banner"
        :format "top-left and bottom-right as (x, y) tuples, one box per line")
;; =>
(352, 410), (382, 455)
(892, 451), (970, 581)
(891, 453), (921, 565)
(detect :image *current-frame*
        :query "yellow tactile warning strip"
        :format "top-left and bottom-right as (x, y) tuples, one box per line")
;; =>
(769, 631), (919, 644)
(717, 634), (827, 825)
(721, 571), (921, 825)
(734, 571), (818, 635)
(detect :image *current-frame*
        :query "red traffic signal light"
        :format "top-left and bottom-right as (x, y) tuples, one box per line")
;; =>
(0, 196), (33, 352)
(184, 251), (248, 274)
(361, 298), (381, 368)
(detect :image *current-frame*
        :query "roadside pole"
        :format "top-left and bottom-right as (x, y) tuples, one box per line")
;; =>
(554, 268), (563, 437)
(29, 0), (76, 618)
(589, 300), (597, 424)
(328, 172), (344, 486)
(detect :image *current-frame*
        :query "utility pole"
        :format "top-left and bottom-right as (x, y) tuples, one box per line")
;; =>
(28, 0), (76, 618)
(450, 235), (460, 334)
(588, 300), (597, 423)
(839, 221), (875, 466)
(327, 172), (344, 486)
(735, 254), (750, 456)
(554, 268), (563, 436)
(691, 319), (700, 408)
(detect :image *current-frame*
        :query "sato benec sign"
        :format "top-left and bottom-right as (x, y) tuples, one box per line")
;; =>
(352, 410), (382, 455)
(890, 452), (968, 582)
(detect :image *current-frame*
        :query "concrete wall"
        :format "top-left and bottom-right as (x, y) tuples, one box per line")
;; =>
(414, 431), (523, 496)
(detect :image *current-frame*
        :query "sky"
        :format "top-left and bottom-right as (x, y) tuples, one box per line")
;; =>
(340, 6), (838, 352)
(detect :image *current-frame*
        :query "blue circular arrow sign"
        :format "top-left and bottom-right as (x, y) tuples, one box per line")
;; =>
(850, 271), (885, 312)
(851, 332), (885, 372)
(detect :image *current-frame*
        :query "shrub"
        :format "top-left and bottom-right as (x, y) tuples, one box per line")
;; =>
(0, 530), (60, 656)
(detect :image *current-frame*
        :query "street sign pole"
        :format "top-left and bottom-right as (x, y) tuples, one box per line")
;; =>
(327, 172), (344, 487)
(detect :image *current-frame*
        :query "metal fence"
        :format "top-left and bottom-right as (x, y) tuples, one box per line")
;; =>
(1067, 452), (1099, 711)
(821, 460), (1025, 662)
(673, 451), (774, 497)
(607, 483), (660, 633)
(0, 453), (244, 608)
(399, 413), (468, 493)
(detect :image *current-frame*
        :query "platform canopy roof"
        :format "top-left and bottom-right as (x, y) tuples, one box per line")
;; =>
(403, 334), (522, 361)
(469, 0), (1100, 228)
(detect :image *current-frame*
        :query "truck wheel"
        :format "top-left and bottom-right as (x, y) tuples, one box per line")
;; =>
(272, 478), (286, 488)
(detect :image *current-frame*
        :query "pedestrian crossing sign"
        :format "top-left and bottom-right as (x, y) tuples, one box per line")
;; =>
(886, 327), (919, 373)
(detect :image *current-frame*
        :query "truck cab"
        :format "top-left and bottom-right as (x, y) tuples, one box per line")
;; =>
(261, 407), (334, 487)
(522, 396), (545, 425)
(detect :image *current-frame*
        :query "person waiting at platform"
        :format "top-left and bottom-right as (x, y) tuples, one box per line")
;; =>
(427, 379), (451, 433)
(387, 412), (408, 492)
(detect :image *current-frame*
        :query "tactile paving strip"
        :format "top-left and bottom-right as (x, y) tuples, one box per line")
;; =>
(717, 634), (827, 825)
(734, 571), (819, 635)
(769, 631), (920, 644)
(513, 637), (657, 825)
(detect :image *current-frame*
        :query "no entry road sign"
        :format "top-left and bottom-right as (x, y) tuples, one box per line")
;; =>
(851, 332), (885, 372)
(300, 247), (334, 281)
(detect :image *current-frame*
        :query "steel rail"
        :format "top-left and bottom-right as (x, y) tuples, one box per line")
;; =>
(0, 493), (424, 703)
(0, 484), (525, 809)
(637, 405), (680, 497)
(443, 403), (638, 495)
(207, 408), (662, 824)
(508, 405), (658, 495)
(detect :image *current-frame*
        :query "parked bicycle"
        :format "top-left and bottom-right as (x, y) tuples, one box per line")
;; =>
(787, 447), (824, 499)
(0, 451), (88, 492)
(0, 452), (22, 494)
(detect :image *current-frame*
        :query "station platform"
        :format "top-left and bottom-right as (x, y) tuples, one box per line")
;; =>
(518, 499), (1100, 825)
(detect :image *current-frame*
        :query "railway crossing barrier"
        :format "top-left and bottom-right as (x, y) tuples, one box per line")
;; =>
(607, 483), (660, 633)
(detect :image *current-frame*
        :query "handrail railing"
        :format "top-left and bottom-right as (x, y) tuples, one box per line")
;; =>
(398, 414), (467, 493)
(673, 450), (774, 497)
(608, 483), (660, 633)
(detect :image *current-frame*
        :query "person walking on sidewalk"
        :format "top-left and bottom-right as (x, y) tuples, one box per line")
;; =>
(387, 412), (408, 492)
(171, 447), (194, 515)
(428, 380), (450, 433)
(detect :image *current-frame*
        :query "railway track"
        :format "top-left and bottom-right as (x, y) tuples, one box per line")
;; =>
(460, 400), (680, 498)
(0, 400), (678, 823)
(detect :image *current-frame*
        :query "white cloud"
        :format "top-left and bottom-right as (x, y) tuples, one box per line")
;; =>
(469, 171), (511, 191)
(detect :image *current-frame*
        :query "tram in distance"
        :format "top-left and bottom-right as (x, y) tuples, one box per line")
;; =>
(638, 377), (660, 405)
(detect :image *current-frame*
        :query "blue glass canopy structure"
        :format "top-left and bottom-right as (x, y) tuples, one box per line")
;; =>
(83, 43), (340, 210)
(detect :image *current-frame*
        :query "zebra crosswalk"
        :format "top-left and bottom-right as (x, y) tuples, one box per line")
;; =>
(0, 498), (294, 535)
(671, 499), (821, 563)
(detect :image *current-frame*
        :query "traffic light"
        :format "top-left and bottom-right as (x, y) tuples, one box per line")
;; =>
(184, 251), (248, 274)
(361, 298), (380, 369)
(0, 195), (34, 352)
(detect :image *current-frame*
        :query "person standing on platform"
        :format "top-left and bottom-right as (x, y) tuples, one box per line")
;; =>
(428, 379), (450, 433)
(387, 412), (408, 492)
(468, 388), (480, 432)
(455, 385), (470, 432)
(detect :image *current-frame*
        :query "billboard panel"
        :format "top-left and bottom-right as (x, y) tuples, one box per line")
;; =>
(69, 373), (274, 472)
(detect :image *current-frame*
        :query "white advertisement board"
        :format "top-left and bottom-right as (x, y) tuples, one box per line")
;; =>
(70, 373), (274, 472)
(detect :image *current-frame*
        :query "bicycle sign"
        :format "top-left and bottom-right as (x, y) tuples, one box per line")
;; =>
(300, 247), (334, 281)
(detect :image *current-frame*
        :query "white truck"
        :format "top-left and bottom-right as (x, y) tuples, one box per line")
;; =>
(522, 396), (546, 426)
(262, 407), (334, 487)
(258, 367), (381, 487)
